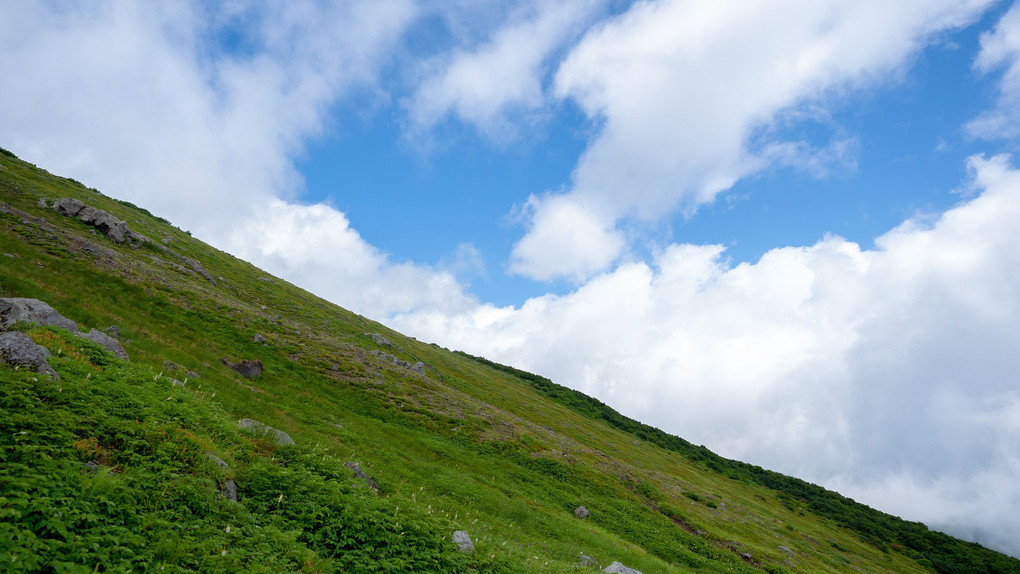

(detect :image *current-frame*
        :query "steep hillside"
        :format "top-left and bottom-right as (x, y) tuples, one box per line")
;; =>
(2, 146), (1017, 573)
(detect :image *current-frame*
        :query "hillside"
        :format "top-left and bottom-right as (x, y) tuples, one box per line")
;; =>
(1, 146), (1018, 573)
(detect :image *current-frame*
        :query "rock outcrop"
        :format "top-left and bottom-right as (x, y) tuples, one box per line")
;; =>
(0, 331), (59, 379)
(222, 358), (263, 378)
(366, 333), (391, 346)
(52, 198), (129, 243)
(368, 350), (427, 376)
(237, 418), (295, 446)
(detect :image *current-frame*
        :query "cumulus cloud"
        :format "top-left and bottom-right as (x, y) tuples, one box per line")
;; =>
(0, 1), (488, 319)
(969, 2), (1020, 138)
(393, 154), (1020, 557)
(228, 201), (478, 319)
(508, 0), (994, 281)
(406, 0), (603, 141)
(508, 194), (625, 281)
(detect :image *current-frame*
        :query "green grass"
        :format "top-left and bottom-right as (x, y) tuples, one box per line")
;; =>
(1, 149), (1018, 572)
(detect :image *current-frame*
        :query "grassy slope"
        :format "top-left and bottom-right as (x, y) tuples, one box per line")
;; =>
(1, 148), (1017, 573)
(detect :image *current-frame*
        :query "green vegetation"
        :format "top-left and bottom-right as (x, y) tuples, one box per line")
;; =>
(1, 148), (1017, 572)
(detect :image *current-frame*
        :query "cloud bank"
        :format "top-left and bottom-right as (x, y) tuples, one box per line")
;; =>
(394, 154), (1020, 555)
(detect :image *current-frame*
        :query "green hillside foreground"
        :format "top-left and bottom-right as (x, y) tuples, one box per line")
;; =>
(0, 146), (1016, 573)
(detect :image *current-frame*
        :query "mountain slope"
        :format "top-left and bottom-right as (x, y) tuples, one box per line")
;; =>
(1, 147), (1017, 573)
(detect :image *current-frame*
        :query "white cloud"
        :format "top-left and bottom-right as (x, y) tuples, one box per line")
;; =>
(407, 0), (603, 141)
(508, 194), (625, 281)
(393, 154), (1020, 557)
(227, 201), (478, 319)
(969, 2), (1020, 138)
(0, 0), (416, 234)
(509, 0), (994, 281)
(0, 1), (488, 319)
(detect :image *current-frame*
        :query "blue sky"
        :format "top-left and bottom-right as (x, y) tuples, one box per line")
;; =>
(4, 0), (1020, 557)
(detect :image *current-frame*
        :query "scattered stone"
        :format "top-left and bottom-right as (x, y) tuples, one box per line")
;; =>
(253, 334), (267, 344)
(741, 552), (752, 561)
(575, 506), (590, 519)
(778, 546), (792, 554)
(36, 199), (48, 208)
(0, 297), (78, 332)
(452, 531), (474, 553)
(168, 377), (184, 387)
(579, 554), (596, 567)
(103, 325), (121, 339)
(163, 360), (177, 371)
(603, 561), (642, 574)
(237, 418), (295, 446)
(0, 331), (59, 379)
(411, 361), (426, 375)
(367, 333), (392, 346)
(84, 461), (101, 473)
(78, 328), (129, 360)
(222, 358), (263, 378)
(218, 479), (238, 502)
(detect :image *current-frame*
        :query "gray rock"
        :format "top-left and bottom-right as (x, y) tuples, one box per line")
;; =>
(741, 552), (752, 560)
(778, 545), (792, 554)
(77, 206), (129, 243)
(168, 377), (184, 387)
(0, 298), (78, 332)
(367, 333), (391, 346)
(603, 562), (642, 574)
(78, 328), (129, 360)
(579, 554), (596, 567)
(253, 334), (267, 344)
(84, 461), (101, 473)
(52, 197), (85, 217)
(37, 199), (49, 208)
(103, 326), (121, 338)
(222, 358), (263, 378)
(452, 531), (474, 553)
(237, 418), (295, 446)
(218, 479), (238, 501)
(411, 361), (426, 375)
(0, 331), (59, 379)
(344, 461), (379, 491)
(575, 505), (590, 519)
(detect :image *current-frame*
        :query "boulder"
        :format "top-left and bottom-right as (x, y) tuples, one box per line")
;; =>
(78, 328), (129, 360)
(603, 562), (642, 574)
(575, 505), (590, 519)
(52, 197), (85, 217)
(579, 554), (596, 567)
(222, 358), (263, 378)
(0, 298), (78, 332)
(411, 361), (426, 375)
(452, 531), (474, 553)
(0, 331), (59, 379)
(77, 206), (129, 243)
(253, 334), (267, 344)
(237, 418), (295, 446)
